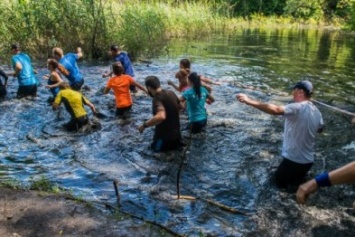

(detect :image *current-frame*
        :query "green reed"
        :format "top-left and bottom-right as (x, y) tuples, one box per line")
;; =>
(0, 0), (341, 60)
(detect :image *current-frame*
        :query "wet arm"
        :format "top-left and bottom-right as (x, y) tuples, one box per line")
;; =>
(236, 93), (284, 115)
(103, 87), (111, 94)
(83, 98), (97, 114)
(207, 93), (215, 103)
(138, 107), (166, 133)
(46, 72), (62, 88)
(10, 62), (22, 77)
(200, 75), (221, 85)
(132, 80), (148, 94)
(168, 80), (180, 92)
(297, 162), (355, 204)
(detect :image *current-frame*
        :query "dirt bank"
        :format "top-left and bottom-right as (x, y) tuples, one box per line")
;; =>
(0, 187), (172, 237)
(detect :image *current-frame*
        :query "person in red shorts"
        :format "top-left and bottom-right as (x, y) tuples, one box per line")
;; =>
(103, 62), (147, 118)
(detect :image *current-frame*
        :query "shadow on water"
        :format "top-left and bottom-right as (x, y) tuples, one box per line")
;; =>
(1, 28), (355, 235)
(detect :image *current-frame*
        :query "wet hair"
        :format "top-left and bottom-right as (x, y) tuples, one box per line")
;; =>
(58, 81), (70, 90)
(52, 47), (64, 57)
(180, 59), (191, 72)
(188, 72), (202, 99)
(47, 59), (69, 75)
(145, 76), (161, 89)
(112, 62), (124, 76)
(11, 43), (20, 50)
(110, 45), (120, 52)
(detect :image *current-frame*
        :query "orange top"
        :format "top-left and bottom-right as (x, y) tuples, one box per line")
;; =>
(106, 75), (134, 108)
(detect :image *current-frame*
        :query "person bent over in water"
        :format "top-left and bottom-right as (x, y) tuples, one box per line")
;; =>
(138, 76), (183, 152)
(52, 82), (96, 132)
(237, 80), (324, 189)
(103, 62), (147, 118)
(52, 47), (84, 91)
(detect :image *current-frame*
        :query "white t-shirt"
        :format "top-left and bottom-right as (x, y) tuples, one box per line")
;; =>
(282, 101), (324, 164)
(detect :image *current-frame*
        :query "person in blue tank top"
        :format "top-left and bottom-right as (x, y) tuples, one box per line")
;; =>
(43, 59), (64, 103)
(52, 47), (84, 91)
(180, 72), (215, 133)
(9, 44), (38, 98)
(103, 45), (137, 93)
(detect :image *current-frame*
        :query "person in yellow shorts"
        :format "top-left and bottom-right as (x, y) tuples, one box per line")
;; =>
(53, 82), (96, 131)
(103, 62), (147, 118)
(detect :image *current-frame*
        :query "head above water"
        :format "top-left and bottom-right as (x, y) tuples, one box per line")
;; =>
(11, 43), (20, 54)
(145, 76), (161, 97)
(110, 45), (121, 53)
(179, 59), (191, 71)
(188, 72), (202, 99)
(52, 47), (64, 60)
(58, 81), (71, 90)
(112, 62), (124, 76)
(291, 80), (313, 98)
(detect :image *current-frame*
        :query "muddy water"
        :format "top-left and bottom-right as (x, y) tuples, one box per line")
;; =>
(1, 29), (355, 236)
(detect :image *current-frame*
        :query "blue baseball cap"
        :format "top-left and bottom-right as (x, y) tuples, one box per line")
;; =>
(292, 80), (313, 96)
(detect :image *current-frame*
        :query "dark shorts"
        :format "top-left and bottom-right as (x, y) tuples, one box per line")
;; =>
(190, 119), (207, 134)
(70, 79), (84, 91)
(115, 105), (132, 117)
(0, 85), (6, 98)
(275, 158), (313, 188)
(17, 84), (37, 98)
(151, 139), (182, 152)
(65, 115), (89, 131)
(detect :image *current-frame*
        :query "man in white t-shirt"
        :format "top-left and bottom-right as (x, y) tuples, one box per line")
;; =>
(236, 80), (324, 188)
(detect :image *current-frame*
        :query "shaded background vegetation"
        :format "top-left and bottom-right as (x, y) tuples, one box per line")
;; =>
(0, 0), (355, 60)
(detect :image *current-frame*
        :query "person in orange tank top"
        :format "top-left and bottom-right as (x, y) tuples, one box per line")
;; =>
(103, 62), (147, 118)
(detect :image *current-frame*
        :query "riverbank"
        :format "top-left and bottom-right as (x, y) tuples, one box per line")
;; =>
(0, 187), (172, 237)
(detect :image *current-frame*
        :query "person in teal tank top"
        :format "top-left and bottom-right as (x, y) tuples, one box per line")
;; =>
(9, 44), (38, 98)
(181, 72), (215, 133)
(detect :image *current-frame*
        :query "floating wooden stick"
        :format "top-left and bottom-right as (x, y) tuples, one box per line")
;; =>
(176, 127), (193, 199)
(113, 179), (120, 203)
(171, 195), (250, 215)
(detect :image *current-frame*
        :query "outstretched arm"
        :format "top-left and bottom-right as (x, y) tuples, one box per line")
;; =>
(200, 75), (221, 85)
(296, 162), (355, 204)
(132, 80), (148, 94)
(84, 99), (97, 114)
(167, 80), (180, 92)
(236, 93), (284, 115)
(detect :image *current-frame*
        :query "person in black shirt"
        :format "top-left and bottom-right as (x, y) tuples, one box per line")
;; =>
(138, 76), (183, 152)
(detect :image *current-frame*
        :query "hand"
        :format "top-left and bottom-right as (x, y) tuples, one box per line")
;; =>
(214, 81), (222, 86)
(296, 179), (318, 204)
(102, 73), (108, 78)
(167, 80), (173, 86)
(236, 93), (249, 104)
(45, 85), (51, 89)
(42, 75), (49, 79)
(138, 124), (145, 133)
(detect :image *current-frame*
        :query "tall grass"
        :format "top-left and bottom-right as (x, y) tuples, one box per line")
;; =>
(0, 0), (331, 61)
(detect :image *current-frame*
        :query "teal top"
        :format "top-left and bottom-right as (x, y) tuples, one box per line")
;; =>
(182, 86), (208, 122)
(11, 53), (37, 86)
